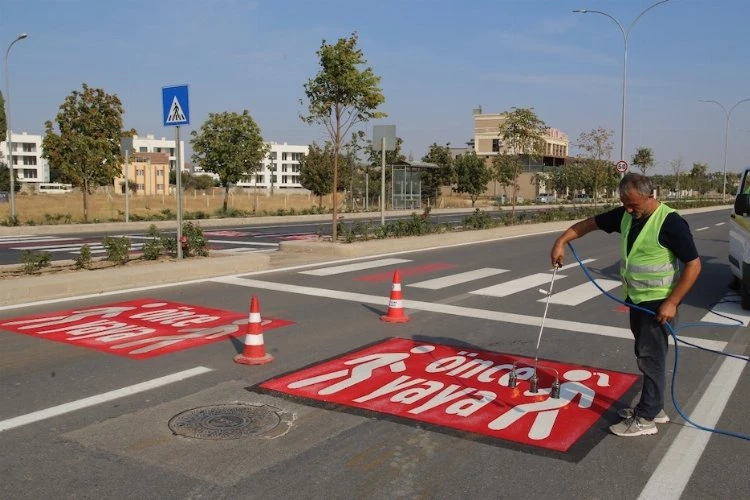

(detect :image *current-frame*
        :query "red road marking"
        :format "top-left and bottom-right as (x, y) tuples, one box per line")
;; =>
(1, 299), (293, 359)
(614, 305), (630, 313)
(260, 338), (638, 453)
(355, 263), (456, 282)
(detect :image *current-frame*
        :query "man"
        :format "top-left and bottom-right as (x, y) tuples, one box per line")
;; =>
(550, 173), (701, 437)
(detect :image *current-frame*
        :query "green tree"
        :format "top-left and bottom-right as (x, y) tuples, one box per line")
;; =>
(454, 151), (490, 207)
(422, 143), (454, 203)
(190, 110), (269, 212)
(689, 162), (710, 195)
(575, 127), (618, 203)
(42, 84), (127, 223)
(631, 147), (655, 175)
(498, 107), (547, 215)
(299, 142), (334, 207)
(301, 32), (386, 241)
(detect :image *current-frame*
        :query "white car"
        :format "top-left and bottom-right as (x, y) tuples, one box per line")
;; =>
(536, 193), (555, 203)
(729, 168), (750, 308)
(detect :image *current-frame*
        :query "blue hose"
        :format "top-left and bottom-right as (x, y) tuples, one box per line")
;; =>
(567, 242), (750, 441)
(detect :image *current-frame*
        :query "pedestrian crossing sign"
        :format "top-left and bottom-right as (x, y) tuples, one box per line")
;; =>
(162, 84), (190, 127)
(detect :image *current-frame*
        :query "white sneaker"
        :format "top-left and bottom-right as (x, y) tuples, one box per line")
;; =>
(609, 416), (658, 437)
(617, 408), (670, 424)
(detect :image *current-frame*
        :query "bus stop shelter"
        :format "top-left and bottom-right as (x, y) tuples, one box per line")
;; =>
(390, 160), (438, 210)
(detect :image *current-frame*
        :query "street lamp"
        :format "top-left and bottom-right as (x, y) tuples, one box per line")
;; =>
(4, 32), (28, 221)
(574, 1), (671, 174)
(699, 98), (750, 203)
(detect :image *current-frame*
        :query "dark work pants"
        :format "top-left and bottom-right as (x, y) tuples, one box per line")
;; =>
(628, 299), (675, 420)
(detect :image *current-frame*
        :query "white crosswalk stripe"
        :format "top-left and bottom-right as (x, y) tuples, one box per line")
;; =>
(299, 258), (411, 276)
(543, 279), (621, 306)
(0, 235), (81, 245)
(470, 272), (569, 297)
(300, 257), (627, 309)
(409, 268), (509, 289)
(700, 292), (750, 326)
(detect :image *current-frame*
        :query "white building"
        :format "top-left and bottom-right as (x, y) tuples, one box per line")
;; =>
(1, 132), (50, 185)
(120, 134), (185, 173)
(236, 142), (308, 190)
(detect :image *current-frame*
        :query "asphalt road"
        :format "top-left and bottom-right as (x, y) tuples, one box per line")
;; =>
(0, 210), (484, 265)
(1, 208), (748, 499)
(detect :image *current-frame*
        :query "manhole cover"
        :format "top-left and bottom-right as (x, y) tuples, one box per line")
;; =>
(169, 404), (282, 440)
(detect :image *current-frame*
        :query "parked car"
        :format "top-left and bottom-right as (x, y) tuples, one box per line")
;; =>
(574, 193), (592, 203)
(536, 193), (555, 203)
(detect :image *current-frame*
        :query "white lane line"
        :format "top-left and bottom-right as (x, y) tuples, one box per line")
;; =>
(557, 259), (595, 271)
(699, 292), (750, 326)
(695, 227), (709, 232)
(125, 235), (279, 247)
(470, 273), (568, 297)
(0, 236), (79, 244)
(299, 258), (411, 276)
(638, 357), (746, 500)
(715, 222), (725, 226)
(0, 366), (213, 433)
(211, 277), (726, 351)
(544, 279), (621, 306)
(409, 268), (509, 290)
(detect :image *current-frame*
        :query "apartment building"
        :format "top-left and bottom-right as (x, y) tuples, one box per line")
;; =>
(236, 142), (308, 190)
(120, 134), (185, 173)
(0, 131), (50, 185)
(113, 152), (169, 195)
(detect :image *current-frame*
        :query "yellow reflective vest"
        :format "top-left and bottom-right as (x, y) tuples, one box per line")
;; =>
(620, 204), (679, 304)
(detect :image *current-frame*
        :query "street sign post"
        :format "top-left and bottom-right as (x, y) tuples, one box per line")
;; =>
(162, 85), (190, 259)
(615, 160), (628, 173)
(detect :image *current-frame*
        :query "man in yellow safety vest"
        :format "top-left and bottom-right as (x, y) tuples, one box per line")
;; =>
(550, 173), (701, 437)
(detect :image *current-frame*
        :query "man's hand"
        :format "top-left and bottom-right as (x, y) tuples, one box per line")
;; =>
(550, 242), (565, 268)
(655, 300), (678, 325)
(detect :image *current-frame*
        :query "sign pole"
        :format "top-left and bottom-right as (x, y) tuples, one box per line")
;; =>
(124, 149), (129, 223)
(175, 126), (183, 260)
(380, 136), (386, 226)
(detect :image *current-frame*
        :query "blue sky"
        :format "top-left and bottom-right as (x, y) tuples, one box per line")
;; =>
(3, 0), (750, 174)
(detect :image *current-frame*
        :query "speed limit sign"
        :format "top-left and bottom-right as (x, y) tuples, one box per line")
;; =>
(615, 160), (628, 173)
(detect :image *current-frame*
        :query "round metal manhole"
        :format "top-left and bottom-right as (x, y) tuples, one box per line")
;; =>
(169, 404), (282, 440)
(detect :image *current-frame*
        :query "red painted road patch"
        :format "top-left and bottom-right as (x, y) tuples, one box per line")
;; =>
(260, 338), (638, 452)
(355, 263), (456, 282)
(1, 299), (293, 359)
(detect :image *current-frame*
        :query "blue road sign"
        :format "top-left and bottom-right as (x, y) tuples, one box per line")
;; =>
(162, 85), (190, 127)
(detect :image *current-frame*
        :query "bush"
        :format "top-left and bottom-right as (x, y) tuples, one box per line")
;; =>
(142, 224), (163, 260)
(75, 244), (93, 269)
(102, 235), (131, 264)
(21, 250), (51, 274)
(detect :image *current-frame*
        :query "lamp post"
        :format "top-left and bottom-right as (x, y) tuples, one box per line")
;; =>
(699, 98), (750, 203)
(4, 33), (28, 221)
(574, 1), (671, 174)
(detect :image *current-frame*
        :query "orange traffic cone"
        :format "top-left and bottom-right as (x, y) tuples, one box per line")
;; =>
(234, 295), (274, 365)
(381, 270), (410, 323)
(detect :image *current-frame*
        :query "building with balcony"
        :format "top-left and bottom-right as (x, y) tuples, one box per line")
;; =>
(0, 132), (50, 185)
(236, 142), (308, 191)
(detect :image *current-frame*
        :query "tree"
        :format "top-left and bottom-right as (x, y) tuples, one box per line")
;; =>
(631, 147), (655, 175)
(689, 162), (710, 195)
(299, 142), (334, 207)
(575, 127), (618, 203)
(497, 107), (547, 216)
(668, 157), (683, 199)
(190, 110), (268, 212)
(422, 143), (454, 203)
(301, 32), (386, 241)
(42, 84), (127, 223)
(454, 151), (490, 207)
